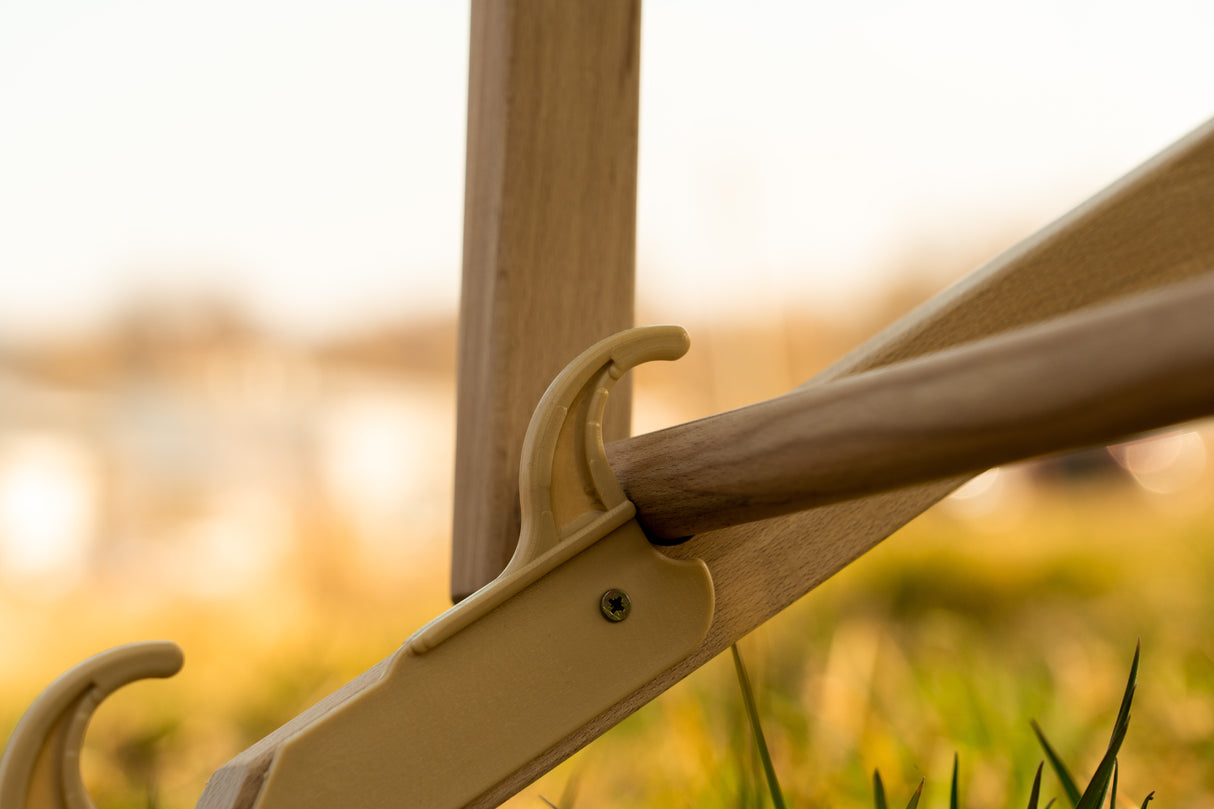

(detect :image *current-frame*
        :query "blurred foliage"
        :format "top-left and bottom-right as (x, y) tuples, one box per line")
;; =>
(1, 297), (1212, 808)
(3, 470), (1212, 809)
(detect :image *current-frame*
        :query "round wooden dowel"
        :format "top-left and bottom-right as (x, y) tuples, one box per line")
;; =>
(609, 272), (1214, 542)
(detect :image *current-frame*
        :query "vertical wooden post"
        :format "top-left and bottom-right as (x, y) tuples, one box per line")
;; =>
(452, 0), (641, 601)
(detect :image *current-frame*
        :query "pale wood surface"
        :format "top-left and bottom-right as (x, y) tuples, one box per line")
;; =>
(451, 0), (641, 601)
(472, 115), (1214, 807)
(610, 272), (1214, 541)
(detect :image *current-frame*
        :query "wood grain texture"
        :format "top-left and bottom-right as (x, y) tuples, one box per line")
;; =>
(452, 0), (641, 601)
(469, 115), (1214, 807)
(610, 272), (1214, 540)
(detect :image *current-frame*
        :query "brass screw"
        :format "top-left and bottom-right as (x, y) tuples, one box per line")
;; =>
(600, 588), (631, 622)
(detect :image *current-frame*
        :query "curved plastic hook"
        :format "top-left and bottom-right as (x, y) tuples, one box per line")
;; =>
(504, 325), (690, 576)
(0, 641), (184, 809)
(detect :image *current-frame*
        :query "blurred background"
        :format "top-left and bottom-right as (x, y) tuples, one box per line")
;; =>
(2, 1), (1214, 807)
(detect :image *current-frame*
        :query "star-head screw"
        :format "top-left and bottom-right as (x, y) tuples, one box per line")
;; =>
(599, 588), (631, 622)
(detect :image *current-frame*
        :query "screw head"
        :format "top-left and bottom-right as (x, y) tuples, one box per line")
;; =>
(600, 588), (631, 622)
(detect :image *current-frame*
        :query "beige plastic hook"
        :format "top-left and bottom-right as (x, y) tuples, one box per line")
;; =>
(196, 325), (713, 809)
(506, 323), (691, 575)
(0, 641), (183, 809)
(409, 323), (693, 652)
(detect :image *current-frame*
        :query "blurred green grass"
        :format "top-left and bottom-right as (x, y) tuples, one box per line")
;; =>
(3, 477), (1213, 809)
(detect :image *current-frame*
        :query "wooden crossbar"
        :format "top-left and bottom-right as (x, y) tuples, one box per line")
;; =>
(612, 272), (1214, 541)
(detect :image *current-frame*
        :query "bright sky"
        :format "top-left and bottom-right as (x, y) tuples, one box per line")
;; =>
(2, 1), (1213, 339)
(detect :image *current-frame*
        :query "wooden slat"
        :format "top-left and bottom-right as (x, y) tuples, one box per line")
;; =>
(610, 272), (1214, 540)
(452, 0), (641, 601)
(472, 115), (1214, 806)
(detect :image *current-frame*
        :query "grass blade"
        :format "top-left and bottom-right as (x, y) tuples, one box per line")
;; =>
(1076, 644), (1140, 809)
(874, 770), (889, 809)
(950, 753), (960, 809)
(731, 644), (786, 809)
(905, 778), (924, 809)
(1111, 759), (1118, 809)
(1140, 792), (1155, 808)
(1111, 642), (1141, 746)
(1031, 720), (1082, 807)
(1026, 763), (1044, 809)
(1075, 709), (1130, 809)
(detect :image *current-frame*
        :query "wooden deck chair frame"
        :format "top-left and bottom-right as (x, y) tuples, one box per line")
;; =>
(3, 3), (1214, 808)
(444, 11), (1214, 809)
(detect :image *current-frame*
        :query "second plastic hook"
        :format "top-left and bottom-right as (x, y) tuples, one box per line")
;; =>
(0, 641), (184, 809)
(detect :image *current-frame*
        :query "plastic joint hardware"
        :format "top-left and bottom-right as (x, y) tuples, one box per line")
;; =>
(0, 642), (184, 809)
(0, 325), (715, 809)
